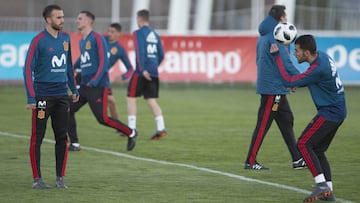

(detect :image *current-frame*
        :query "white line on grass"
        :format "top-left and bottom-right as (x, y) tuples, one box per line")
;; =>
(0, 131), (354, 203)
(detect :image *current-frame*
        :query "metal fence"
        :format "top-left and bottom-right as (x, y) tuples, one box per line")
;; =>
(0, 4), (359, 33)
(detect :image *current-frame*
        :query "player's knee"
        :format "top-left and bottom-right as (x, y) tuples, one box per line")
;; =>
(108, 100), (116, 108)
(94, 115), (107, 125)
(297, 140), (306, 152)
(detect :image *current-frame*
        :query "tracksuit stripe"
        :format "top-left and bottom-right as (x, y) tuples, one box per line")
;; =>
(102, 88), (132, 135)
(298, 116), (326, 177)
(25, 32), (44, 99)
(61, 138), (68, 177)
(275, 55), (319, 83)
(129, 74), (138, 97)
(249, 95), (274, 164)
(29, 109), (39, 178)
(133, 31), (142, 72)
(92, 32), (106, 83)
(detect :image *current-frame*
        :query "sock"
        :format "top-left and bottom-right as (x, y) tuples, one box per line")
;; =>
(314, 174), (326, 184)
(155, 115), (165, 131)
(327, 181), (333, 191)
(128, 115), (136, 129)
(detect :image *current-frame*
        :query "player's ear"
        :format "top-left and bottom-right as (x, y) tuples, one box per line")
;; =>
(304, 50), (311, 58)
(45, 16), (51, 24)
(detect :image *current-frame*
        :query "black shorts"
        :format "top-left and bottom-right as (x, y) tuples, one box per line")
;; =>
(127, 73), (159, 99)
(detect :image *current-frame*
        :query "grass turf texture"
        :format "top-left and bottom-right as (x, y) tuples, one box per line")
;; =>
(0, 84), (359, 203)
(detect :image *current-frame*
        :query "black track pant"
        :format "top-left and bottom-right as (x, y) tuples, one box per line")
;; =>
(68, 85), (132, 144)
(298, 115), (343, 181)
(30, 96), (70, 178)
(245, 94), (302, 164)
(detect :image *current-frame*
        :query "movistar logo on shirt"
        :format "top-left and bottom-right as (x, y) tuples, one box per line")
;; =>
(51, 54), (66, 67)
(50, 54), (66, 72)
(147, 44), (157, 57)
(80, 51), (92, 68)
(146, 32), (158, 43)
(80, 51), (90, 63)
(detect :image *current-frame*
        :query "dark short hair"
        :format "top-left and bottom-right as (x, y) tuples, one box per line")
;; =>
(137, 9), (150, 21)
(80, 10), (95, 22)
(295, 35), (317, 54)
(268, 5), (286, 21)
(42, 4), (62, 21)
(109, 23), (122, 32)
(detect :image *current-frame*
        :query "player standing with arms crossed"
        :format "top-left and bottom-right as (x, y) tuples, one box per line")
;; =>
(272, 35), (346, 202)
(24, 4), (79, 189)
(244, 5), (305, 170)
(67, 11), (137, 151)
(127, 9), (167, 140)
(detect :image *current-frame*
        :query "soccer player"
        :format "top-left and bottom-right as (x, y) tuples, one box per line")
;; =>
(105, 23), (134, 121)
(271, 35), (346, 202)
(244, 5), (306, 170)
(24, 4), (79, 189)
(67, 11), (137, 151)
(127, 9), (167, 140)
(73, 23), (133, 124)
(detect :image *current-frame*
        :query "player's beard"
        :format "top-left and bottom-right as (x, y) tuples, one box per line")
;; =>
(51, 22), (64, 31)
(296, 54), (306, 63)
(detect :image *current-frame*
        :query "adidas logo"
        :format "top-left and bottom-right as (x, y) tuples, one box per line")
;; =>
(252, 164), (263, 170)
(146, 32), (158, 43)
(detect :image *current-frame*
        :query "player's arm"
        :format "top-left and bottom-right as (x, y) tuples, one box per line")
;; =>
(74, 57), (81, 73)
(157, 36), (164, 65)
(119, 46), (134, 80)
(277, 42), (300, 76)
(133, 31), (146, 73)
(65, 40), (79, 101)
(272, 44), (320, 87)
(88, 35), (109, 87)
(23, 37), (39, 108)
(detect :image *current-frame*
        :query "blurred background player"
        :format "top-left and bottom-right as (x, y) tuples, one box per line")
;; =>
(105, 23), (134, 121)
(67, 10), (137, 151)
(244, 5), (306, 170)
(74, 23), (134, 124)
(272, 34), (346, 202)
(127, 9), (167, 140)
(24, 4), (79, 189)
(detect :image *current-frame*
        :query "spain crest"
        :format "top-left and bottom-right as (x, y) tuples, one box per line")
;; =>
(63, 41), (69, 51)
(86, 41), (91, 50)
(110, 47), (118, 55)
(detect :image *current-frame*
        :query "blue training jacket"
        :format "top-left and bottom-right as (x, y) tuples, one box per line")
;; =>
(275, 51), (347, 122)
(256, 16), (300, 95)
(133, 25), (164, 77)
(105, 36), (134, 80)
(24, 29), (77, 104)
(75, 31), (110, 87)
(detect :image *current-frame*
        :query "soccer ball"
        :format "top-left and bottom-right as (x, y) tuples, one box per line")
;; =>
(273, 22), (297, 45)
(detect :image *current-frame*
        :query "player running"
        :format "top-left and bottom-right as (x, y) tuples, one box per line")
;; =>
(67, 11), (137, 151)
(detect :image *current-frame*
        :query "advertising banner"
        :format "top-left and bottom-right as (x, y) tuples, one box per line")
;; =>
(0, 32), (35, 80)
(317, 37), (360, 84)
(1, 32), (359, 84)
(69, 34), (257, 83)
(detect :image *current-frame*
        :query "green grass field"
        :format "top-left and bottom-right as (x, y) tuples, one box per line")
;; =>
(0, 84), (359, 203)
